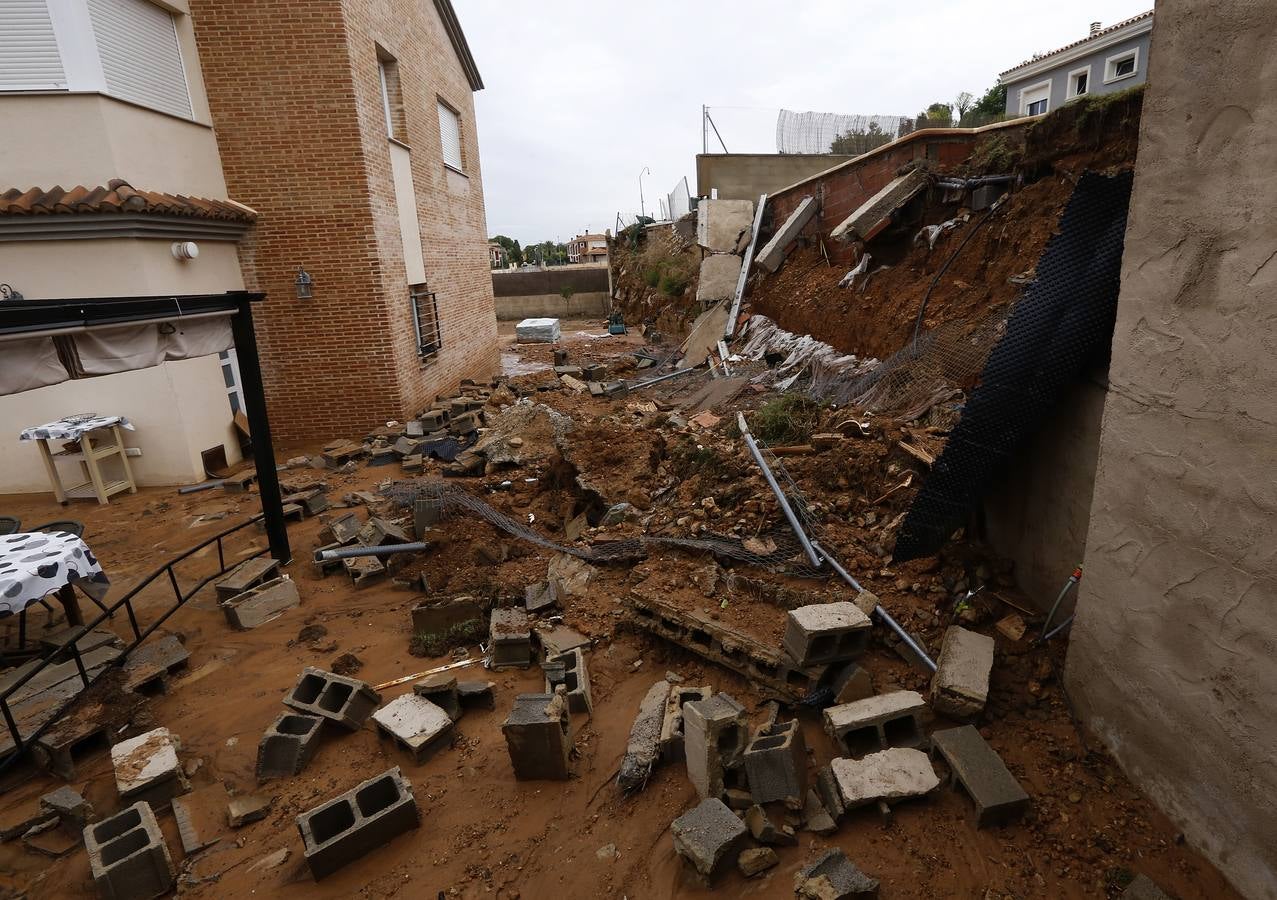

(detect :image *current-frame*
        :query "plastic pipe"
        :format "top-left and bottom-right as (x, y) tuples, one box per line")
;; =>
(1039, 566), (1082, 639)
(739, 413), (822, 568)
(314, 542), (428, 563)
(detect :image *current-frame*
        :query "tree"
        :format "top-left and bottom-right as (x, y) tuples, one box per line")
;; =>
(490, 234), (523, 265)
(954, 91), (974, 121)
(969, 83), (1008, 121)
(829, 120), (891, 155)
(925, 102), (954, 127)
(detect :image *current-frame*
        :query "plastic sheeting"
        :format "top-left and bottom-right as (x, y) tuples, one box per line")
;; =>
(738, 314), (878, 390)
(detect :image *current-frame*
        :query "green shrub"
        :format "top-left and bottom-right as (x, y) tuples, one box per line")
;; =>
(642, 267), (661, 288)
(658, 269), (690, 297)
(560, 285), (575, 300)
(751, 394), (822, 445)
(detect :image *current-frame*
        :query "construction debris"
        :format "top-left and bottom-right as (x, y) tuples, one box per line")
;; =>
(794, 848), (879, 899)
(502, 690), (572, 781)
(670, 797), (748, 882)
(618, 679), (669, 793)
(930, 626), (994, 719)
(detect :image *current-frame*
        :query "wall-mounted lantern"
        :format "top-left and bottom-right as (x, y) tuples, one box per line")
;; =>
(0, 283), (24, 301)
(295, 266), (314, 300)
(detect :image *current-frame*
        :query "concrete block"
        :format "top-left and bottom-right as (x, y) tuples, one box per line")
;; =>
(738, 846), (779, 877)
(283, 488), (329, 516)
(755, 195), (817, 272)
(215, 557), (280, 601)
(696, 198), (754, 252)
(257, 712), (324, 780)
(930, 626), (994, 719)
(412, 498), (441, 537)
(319, 511), (363, 545)
(219, 576), (299, 629)
(815, 764), (847, 820)
(784, 602), (871, 667)
(515, 317), (561, 343)
(524, 580), (558, 614)
(489, 607), (532, 669)
(413, 673), (461, 721)
(283, 667), (382, 731)
(546, 648), (592, 714)
(802, 787), (838, 835)
(695, 253), (743, 306)
(830, 748), (940, 809)
(582, 364), (608, 381)
(823, 690), (927, 757)
(683, 692), (748, 800)
(356, 516), (410, 547)
(669, 797), (748, 881)
(371, 694), (454, 764)
(502, 692), (571, 780)
(411, 594), (482, 636)
(343, 554), (385, 587)
(457, 680), (495, 711)
(830, 168), (929, 243)
(296, 767), (420, 880)
(85, 802), (175, 899)
(618, 680), (671, 793)
(794, 848), (879, 899)
(227, 793), (271, 827)
(853, 588), (879, 617)
(419, 409), (448, 430)
(111, 727), (188, 809)
(743, 718), (807, 808)
(448, 411), (481, 436)
(827, 661), (874, 704)
(39, 786), (94, 829)
(930, 725), (1029, 828)
(659, 684), (710, 763)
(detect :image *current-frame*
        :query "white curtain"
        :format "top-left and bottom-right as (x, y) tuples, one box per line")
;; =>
(162, 316), (233, 360)
(0, 337), (70, 395)
(75, 324), (162, 374)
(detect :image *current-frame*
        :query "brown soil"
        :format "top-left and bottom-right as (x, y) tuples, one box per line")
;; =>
(0, 311), (1239, 900)
(609, 220), (702, 335)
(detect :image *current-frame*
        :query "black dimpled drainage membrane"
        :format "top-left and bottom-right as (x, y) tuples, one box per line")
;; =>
(893, 169), (1135, 562)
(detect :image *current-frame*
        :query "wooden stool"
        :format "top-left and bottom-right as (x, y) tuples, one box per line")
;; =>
(36, 425), (138, 505)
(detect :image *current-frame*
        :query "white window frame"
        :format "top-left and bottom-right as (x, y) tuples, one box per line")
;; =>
(1067, 65), (1090, 99)
(1019, 79), (1051, 116)
(1104, 47), (1139, 84)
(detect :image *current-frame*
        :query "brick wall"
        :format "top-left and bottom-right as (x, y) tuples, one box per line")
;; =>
(190, 0), (498, 444)
(767, 123), (1032, 266)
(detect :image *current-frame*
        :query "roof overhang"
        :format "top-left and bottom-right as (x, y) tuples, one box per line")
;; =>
(0, 291), (264, 339)
(434, 0), (484, 91)
(1000, 13), (1153, 83)
(0, 214), (253, 243)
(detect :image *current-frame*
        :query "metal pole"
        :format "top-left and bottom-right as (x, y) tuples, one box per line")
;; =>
(812, 539), (937, 672)
(229, 297), (290, 564)
(639, 166), (650, 220)
(702, 104), (707, 155)
(315, 542), (429, 563)
(738, 413), (822, 568)
(629, 366), (699, 390)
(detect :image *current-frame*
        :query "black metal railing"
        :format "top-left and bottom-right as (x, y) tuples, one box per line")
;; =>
(0, 514), (274, 776)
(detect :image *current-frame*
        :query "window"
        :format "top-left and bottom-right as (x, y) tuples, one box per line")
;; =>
(377, 51), (406, 142)
(88, 0), (192, 118)
(1105, 48), (1139, 83)
(1068, 66), (1089, 98)
(0, 0), (66, 90)
(1019, 80), (1051, 116)
(437, 100), (463, 172)
(410, 285), (442, 359)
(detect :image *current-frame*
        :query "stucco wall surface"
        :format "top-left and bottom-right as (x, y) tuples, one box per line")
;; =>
(1066, 5), (1277, 898)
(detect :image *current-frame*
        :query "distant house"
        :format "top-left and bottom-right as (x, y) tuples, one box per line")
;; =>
(489, 242), (508, 268)
(1000, 12), (1153, 117)
(568, 233), (607, 265)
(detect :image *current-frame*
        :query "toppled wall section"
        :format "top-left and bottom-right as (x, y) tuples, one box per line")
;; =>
(1067, 4), (1277, 897)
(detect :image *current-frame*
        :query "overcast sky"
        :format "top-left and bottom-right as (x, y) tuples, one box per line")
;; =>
(460, 0), (1152, 245)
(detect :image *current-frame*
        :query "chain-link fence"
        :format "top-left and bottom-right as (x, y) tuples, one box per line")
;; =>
(776, 109), (918, 155)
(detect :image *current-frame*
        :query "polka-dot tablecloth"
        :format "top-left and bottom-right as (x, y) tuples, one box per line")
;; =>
(0, 531), (110, 617)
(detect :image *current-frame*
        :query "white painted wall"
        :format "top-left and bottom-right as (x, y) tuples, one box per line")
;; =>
(0, 354), (241, 494)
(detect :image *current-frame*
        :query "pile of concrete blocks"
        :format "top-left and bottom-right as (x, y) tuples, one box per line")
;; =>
(296, 767), (420, 879)
(502, 689), (572, 780)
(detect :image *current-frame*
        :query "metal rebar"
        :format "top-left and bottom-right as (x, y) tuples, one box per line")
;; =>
(315, 542), (429, 563)
(739, 413), (822, 568)
(811, 539), (938, 673)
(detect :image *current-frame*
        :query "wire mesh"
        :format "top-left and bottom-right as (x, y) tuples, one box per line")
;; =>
(776, 109), (918, 155)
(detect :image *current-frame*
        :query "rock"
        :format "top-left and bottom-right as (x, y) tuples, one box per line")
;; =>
(596, 843), (618, 861)
(738, 847), (779, 877)
(227, 794), (271, 827)
(601, 502), (636, 525)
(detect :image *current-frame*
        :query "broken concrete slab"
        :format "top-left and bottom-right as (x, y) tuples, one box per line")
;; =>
(413, 673), (461, 721)
(670, 797), (748, 882)
(738, 846), (779, 877)
(515, 317), (561, 343)
(677, 301), (730, 370)
(489, 607), (532, 669)
(111, 727), (188, 810)
(930, 626), (994, 719)
(695, 253), (743, 307)
(371, 694), (454, 764)
(524, 580), (558, 614)
(22, 816), (79, 858)
(502, 691), (571, 781)
(683, 692), (748, 800)
(830, 168), (929, 243)
(830, 747), (940, 809)
(823, 690), (927, 757)
(930, 725), (1029, 828)
(802, 787), (838, 835)
(755, 195), (817, 273)
(227, 794), (271, 827)
(172, 782), (231, 854)
(659, 684), (710, 763)
(784, 601), (871, 667)
(743, 718), (807, 808)
(697, 198), (754, 252)
(548, 553), (597, 596)
(283, 667), (381, 731)
(214, 557), (280, 602)
(296, 767), (419, 880)
(85, 801), (175, 899)
(534, 623), (590, 660)
(826, 661), (874, 705)
(794, 848), (879, 899)
(815, 763), (847, 821)
(257, 712), (324, 780)
(219, 576), (300, 629)
(618, 679), (670, 793)
(39, 785), (94, 829)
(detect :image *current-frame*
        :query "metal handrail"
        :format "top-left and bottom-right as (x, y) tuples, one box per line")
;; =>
(0, 514), (275, 775)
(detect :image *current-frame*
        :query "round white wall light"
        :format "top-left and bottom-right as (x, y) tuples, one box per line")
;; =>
(171, 241), (200, 261)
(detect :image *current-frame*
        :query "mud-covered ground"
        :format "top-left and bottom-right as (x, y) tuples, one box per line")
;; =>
(0, 323), (1239, 899)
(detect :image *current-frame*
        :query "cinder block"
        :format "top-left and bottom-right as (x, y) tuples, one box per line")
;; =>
(283, 667), (381, 731)
(296, 767), (420, 880)
(257, 712), (324, 780)
(783, 602), (871, 668)
(84, 802), (175, 900)
(489, 607), (532, 669)
(683, 692), (748, 800)
(823, 690), (927, 757)
(930, 725), (1029, 828)
(343, 554), (385, 587)
(830, 748), (940, 809)
(502, 692), (571, 780)
(356, 517), (410, 547)
(670, 797), (748, 882)
(111, 727), (188, 810)
(659, 684), (710, 763)
(40, 786), (94, 829)
(524, 580), (558, 614)
(215, 557), (280, 602)
(371, 695), (454, 764)
(794, 848), (879, 899)
(411, 594), (482, 636)
(219, 576), (300, 629)
(930, 626), (994, 719)
(413, 673), (461, 721)
(545, 648), (591, 714)
(743, 718), (807, 808)
(318, 511), (362, 545)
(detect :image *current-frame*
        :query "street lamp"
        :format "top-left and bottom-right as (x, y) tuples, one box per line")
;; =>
(639, 166), (651, 220)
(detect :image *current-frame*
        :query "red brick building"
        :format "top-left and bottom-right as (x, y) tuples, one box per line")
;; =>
(190, 0), (498, 443)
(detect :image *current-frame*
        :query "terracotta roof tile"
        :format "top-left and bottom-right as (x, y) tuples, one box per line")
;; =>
(0, 179), (257, 224)
(1000, 11), (1154, 77)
